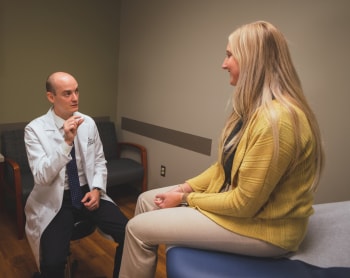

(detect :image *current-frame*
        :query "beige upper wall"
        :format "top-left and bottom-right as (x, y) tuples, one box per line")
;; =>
(118, 0), (350, 203)
(0, 0), (120, 124)
(1, 1), (349, 204)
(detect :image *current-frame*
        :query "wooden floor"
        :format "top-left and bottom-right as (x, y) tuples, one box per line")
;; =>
(0, 186), (167, 278)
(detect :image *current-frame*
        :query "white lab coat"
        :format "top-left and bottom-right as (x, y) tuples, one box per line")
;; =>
(24, 108), (113, 268)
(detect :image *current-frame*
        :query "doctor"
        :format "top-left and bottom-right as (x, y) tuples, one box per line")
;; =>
(24, 72), (128, 278)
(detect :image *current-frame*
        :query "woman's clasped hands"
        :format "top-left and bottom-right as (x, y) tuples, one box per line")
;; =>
(154, 183), (189, 209)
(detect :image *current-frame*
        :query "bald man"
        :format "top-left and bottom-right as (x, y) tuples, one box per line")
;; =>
(25, 72), (128, 278)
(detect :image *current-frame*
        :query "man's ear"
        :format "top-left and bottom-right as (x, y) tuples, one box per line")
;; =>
(46, 92), (54, 104)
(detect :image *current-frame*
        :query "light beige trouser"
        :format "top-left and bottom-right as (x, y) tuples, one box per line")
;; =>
(119, 185), (287, 278)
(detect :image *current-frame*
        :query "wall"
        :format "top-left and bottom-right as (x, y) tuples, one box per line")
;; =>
(117, 0), (350, 204)
(1, 0), (349, 204)
(0, 0), (120, 124)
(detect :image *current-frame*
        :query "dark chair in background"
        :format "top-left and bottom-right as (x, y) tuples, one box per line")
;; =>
(96, 121), (148, 193)
(1, 128), (34, 239)
(0, 120), (147, 240)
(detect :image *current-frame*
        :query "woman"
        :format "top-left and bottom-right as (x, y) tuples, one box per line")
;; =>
(119, 21), (324, 278)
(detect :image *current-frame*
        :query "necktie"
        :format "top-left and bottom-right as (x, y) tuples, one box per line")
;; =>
(66, 145), (83, 208)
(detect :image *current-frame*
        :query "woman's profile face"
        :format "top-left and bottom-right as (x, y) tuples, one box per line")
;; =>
(222, 44), (240, 86)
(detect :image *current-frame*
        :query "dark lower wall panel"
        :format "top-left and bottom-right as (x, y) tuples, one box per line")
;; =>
(121, 117), (212, 156)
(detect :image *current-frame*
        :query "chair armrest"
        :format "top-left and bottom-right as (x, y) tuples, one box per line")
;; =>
(5, 157), (20, 171)
(4, 158), (23, 198)
(117, 142), (147, 165)
(117, 142), (148, 192)
(0, 153), (4, 195)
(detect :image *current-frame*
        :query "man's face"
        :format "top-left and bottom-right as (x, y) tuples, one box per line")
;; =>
(47, 74), (79, 120)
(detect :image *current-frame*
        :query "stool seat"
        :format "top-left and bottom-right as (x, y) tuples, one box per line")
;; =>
(66, 220), (96, 278)
(32, 220), (96, 278)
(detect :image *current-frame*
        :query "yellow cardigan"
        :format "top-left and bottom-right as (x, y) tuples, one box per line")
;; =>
(186, 102), (316, 251)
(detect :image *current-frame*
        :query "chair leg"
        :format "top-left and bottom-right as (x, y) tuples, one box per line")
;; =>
(65, 249), (79, 278)
(0, 161), (4, 211)
(17, 211), (25, 239)
(16, 198), (25, 239)
(65, 252), (72, 278)
(141, 176), (147, 192)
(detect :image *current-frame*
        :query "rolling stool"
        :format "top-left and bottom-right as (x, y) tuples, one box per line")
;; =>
(65, 219), (96, 278)
(31, 220), (96, 278)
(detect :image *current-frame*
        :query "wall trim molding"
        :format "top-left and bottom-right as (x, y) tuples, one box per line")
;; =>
(121, 117), (212, 156)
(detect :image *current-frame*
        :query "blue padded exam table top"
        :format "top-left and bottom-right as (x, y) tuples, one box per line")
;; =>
(166, 246), (350, 278)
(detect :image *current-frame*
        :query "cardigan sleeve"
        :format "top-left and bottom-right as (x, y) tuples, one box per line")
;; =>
(187, 107), (299, 217)
(186, 163), (223, 193)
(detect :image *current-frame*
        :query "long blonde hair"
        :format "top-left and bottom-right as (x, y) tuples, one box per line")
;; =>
(218, 21), (324, 191)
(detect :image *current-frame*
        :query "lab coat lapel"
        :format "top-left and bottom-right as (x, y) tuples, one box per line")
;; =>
(76, 120), (88, 160)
